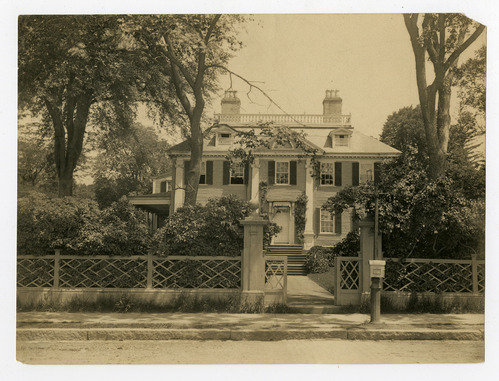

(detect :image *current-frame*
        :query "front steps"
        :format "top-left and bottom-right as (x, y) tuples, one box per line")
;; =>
(266, 245), (307, 275)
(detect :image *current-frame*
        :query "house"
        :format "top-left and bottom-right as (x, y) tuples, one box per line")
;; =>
(168, 90), (400, 251)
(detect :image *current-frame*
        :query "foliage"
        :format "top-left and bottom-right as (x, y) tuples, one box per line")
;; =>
(17, 192), (151, 255)
(324, 152), (485, 259)
(304, 246), (334, 274)
(93, 123), (171, 208)
(152, 195), (279, 256)
(18, 15), (162, 196)
(403, 13), (485, 179)
(128, 15), (248, 206)
(331, 231), (360, 258)
(294, 193), (308, 243)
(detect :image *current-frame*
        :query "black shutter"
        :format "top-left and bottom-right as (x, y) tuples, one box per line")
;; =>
(244, 162), (249, 185)
(290, 161), (297, 185)
(335, 210), (342, 235)
(184, 160), (190, 186)
(374, 162), (381, 184)
(352, 162), (359, 186)
(335, 162), (342, 186)
(268, 160), (275, 185)
(206, 161), (213, 185)
(223, 161), (230, 185)
(314, 208), (320, 235)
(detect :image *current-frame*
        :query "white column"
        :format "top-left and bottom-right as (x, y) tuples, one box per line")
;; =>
(303, 158), (315, 249)
(174, 160), (185, 212)
(250, 158), (260, 202)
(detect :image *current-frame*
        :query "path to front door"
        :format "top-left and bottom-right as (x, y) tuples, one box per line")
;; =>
(287, 276), (345, 313)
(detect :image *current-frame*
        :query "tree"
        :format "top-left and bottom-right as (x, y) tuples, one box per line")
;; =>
(130, 15), (247, 206)
(93, 123), (170, 209)
(18, 16), (149, 197)
(403, 14), (485, 179)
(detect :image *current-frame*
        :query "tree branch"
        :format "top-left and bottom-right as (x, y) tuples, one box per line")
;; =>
(160, 34), (196, 89)
(444, 24), (485, 72)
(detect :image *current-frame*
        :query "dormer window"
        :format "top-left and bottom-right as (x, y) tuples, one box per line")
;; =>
(334, 134), (348, 147)
(218, 132), (232, 145)
(160, 180), (171, 193)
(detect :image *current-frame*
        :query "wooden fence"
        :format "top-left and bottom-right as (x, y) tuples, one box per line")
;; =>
(334, 255), (485, 306)
(17, 250), (242, 290)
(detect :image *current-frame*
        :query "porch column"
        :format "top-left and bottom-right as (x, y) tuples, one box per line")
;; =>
(174, 160), (185, 212)
(303, 158), (315, 249)
(250, 158), (260, 203)
(240, 213), (268, 303)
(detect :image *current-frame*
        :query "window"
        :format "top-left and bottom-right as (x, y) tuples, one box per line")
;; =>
(218, 132), (232, 145)
(360, 164), (373, 183)
(334, 134), (348, 147)
(320, 162), (334, 185)
(320, 209), (334, 233)
(230, 162), (245, 184)
(199, 162), (206, 184)
(275, 161), (289, 185)
(160, 180), (170, 193)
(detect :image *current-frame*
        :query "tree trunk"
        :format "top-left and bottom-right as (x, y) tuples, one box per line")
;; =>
(184, 103), (205, 207)
(58, 171), (73, 197)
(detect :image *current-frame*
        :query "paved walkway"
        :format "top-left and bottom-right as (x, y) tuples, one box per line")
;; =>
(17, 311), (484, 341)
(287, 275), (339, 313)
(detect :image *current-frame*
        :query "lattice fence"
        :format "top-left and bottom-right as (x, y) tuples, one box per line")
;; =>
(265, 256), (287, 290)
(153, 257), (241, 289)
(383, 258), (485, 294)
(339, 258), (360, 290)
(17, 252), (242, 290)
(17, 256), (55, 287)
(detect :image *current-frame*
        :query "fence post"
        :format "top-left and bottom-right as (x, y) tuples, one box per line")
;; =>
(334, 256), (340, 305)
(53, 249), (60, 289)
(240, 213), (268, 303)
(147, 252), (153, 289)
(472, 254), (478, 294)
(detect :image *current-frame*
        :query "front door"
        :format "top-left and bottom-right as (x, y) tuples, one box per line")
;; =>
(273, 207), (290, 244)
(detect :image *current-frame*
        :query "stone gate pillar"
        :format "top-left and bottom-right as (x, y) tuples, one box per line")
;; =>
(240, 213), (268, 303)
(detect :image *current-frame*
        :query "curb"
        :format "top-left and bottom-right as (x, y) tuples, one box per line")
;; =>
(16, 327), (483, 342)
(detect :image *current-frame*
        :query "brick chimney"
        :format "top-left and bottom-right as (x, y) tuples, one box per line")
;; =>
(221, 90), (241, 115)
(323, 90), (342, 115)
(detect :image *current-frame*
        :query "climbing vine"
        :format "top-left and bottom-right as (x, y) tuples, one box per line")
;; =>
(294, 192), (308, 243)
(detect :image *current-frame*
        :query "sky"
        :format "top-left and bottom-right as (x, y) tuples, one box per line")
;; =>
(207, 14), (486, 139)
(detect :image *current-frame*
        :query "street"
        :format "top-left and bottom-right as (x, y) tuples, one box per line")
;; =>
(17, 339), (484, 364)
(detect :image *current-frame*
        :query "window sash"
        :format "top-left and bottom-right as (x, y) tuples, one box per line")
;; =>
(320, 162), (334, 185)
(334, 135), (348, 147)
(230, 162), (245, 184)
(320, 209), (334, 233)
(360, 164), (373, 183)
(275, 161), (289, 184)
(199, 162), (206, 184)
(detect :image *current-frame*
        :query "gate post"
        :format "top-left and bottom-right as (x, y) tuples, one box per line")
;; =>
(240, 212), (268, 304)
(358, 218), (382, 304)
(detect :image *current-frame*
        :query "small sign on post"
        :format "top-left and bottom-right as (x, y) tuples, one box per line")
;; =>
(369, 259), (386, 324)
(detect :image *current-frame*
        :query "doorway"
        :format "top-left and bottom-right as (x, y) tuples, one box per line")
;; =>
(273, 206), (290, 244)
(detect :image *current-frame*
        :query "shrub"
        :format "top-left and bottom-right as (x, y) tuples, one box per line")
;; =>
(304, 246), (334, 274)
(152, 195), (279, 256)
(17, 192), (151, 256)
(331, 230), (360, 259)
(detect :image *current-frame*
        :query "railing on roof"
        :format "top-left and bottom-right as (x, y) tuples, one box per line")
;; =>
(215, 113), (352, 126)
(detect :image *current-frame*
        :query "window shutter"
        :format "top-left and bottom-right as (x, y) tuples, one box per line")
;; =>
(352, 162), (359, 186)
(315, 162), (320, 188)
(268, 160), (275, 185)
(335, 162), (342, 186)
(244, 162), (249, 185)
(374, 162), (381, 184)
(314, 208), (320, 235)
(290, 161), (297, 185)
(206, 161), (213, 185)
(184, 160), (190, 186)
(223, 161), (230, 185)
(335, 210), (342, 235)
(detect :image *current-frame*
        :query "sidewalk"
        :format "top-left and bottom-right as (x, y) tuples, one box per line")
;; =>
(17, 311), (484, 341)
